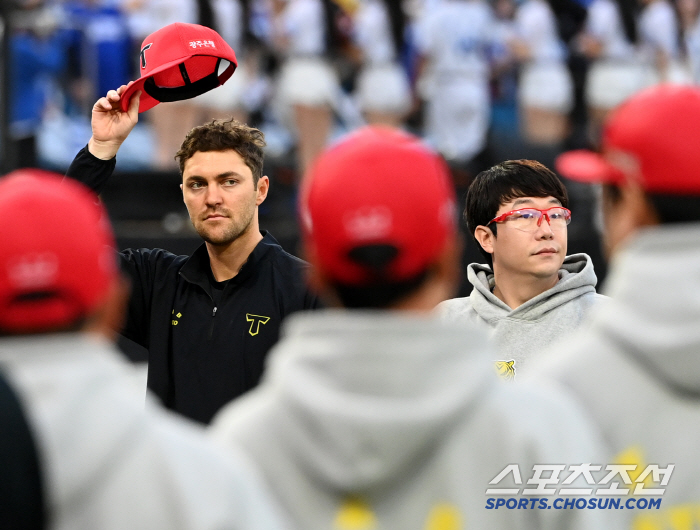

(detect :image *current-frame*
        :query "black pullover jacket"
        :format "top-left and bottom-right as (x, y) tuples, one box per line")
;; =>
(66, 147), (318, 423)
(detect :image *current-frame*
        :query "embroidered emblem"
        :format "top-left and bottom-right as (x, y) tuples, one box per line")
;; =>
(495, 360), (516, 381)
(246, 314), (270, 336)
(140, 43), (152, 69)
(171, 309), (182, 326)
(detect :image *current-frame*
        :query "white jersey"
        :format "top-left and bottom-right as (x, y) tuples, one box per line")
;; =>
(584, 0), (636, 60)
(638, 0), (680, 61)
(353, 0), (397, 65)
(415, 0), (497, 78)
(515, 0), (567, 62)
(277, 0), (326, 56)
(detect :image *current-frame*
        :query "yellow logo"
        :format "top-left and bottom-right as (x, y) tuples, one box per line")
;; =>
(495, 360), (516, 381)
(171, 309), (182, 326)
(246, 314), (270, 336)
(334, 497), (376, 530)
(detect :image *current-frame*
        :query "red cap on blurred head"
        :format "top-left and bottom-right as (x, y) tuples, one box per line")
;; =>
(0, 170), (118, 333)
(557, 85), (700, 194)
(300, 126), (457, 286)
(121, 22), (238, 113)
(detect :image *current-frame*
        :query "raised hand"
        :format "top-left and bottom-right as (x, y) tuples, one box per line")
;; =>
(88, 83), (141, 160)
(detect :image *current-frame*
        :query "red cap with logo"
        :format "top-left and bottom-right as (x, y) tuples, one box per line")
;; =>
(300, 126), (457, 286)
(0, 170), (118, 333)
(557, 85), (700, 194)
(120, 22), (238, 113)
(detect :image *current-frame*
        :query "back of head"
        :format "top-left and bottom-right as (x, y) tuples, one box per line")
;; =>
(465, 160), (569, 265)
(0, 170), (117, 334)
(557, 85), (700, 224)
(300, 126), (457, 309)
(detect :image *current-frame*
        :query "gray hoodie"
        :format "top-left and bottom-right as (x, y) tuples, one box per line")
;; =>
(529, 225), (700, 528)
(0, 333), (286, 530)
(211, 310), (618, 530)
(437, 254), (607, 375)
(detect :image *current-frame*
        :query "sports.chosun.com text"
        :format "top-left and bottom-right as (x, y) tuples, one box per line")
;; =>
(485, 497), (662, 510)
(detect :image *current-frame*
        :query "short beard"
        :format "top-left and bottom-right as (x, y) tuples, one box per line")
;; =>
(193, 207), (256, 246)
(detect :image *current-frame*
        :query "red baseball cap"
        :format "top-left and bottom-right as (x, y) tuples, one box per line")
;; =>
(300, 126), (457, 286)
(557, 85), (700, 194)
(121, 22), (238, 113)
(0, 170), (118, 333)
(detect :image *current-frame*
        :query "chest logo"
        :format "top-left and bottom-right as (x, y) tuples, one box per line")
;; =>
(246, 314), (270, 336)
(171, 310), (183, 326)
(495, 360), (516, 381)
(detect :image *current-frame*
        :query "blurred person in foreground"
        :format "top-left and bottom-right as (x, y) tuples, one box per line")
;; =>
(530, 84), (700, 527)
(210, 126), (614, 529)
(438, 160), (607, 378)
(0, 170), (285, 530)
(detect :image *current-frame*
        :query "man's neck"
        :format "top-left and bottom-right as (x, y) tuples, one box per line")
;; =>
(206, 227), (264, 282)
(491, 269), (559, 310)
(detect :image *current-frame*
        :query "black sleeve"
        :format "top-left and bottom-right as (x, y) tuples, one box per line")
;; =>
(117, 248), (182, 350)
(64, 144), (117, 195)
(0, 370), (46, 530)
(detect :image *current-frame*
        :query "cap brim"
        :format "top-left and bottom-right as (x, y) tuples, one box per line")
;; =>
(120, 54), (191, 113)
(120, 53), (237, 113)
(556, 150), (624, 185)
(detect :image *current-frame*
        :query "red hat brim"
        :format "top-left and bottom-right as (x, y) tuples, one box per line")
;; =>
(556, 149), (625, 186)
(120, 55), (236, 113)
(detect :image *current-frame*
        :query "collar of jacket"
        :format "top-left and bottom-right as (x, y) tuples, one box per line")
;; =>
(178, 230), (278, 292)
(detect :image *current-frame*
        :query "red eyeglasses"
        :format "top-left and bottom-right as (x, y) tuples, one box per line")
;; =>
(488, 207), (571, 232)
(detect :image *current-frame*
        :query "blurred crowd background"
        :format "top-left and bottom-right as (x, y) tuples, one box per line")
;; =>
(3, 0), (698, 300)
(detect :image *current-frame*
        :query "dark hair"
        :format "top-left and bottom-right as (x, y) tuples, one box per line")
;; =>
(647, 194), (700, 223)
(603, 184), (700, 224)
(175, 118), (266, 187)
(465, 160), (569, 265)
(329, 244), (431, 308)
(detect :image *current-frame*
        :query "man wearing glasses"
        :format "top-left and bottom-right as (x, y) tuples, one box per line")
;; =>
(438, 159), (607, 378)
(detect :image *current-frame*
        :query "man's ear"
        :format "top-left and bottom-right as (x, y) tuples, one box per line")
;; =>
(473, 225), (495, 255)
(256, 176), (270, 205)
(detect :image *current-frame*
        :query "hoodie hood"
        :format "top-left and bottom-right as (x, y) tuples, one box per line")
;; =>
(256, 310), (495, 491)
(596, 224), (700, 393)
(468, 253), (598, 322)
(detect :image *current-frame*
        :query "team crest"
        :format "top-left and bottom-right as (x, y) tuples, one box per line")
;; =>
(495, 360), (516, 381)
(246, 314), (270, 336)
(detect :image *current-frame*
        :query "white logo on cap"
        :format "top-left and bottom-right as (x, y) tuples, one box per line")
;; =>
(344, 207), (393, 240)
(7, 253), (59, 289)
(189, 40), (216, 49)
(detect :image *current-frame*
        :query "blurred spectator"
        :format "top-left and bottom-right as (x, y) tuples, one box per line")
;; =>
(192, 0), (272, 127)
(577, 0), (648, 145)
(271, 0), (342, 178)
(9, 4), (67, 168)
(62, 0), (133, 112)
(511, 0), (574, 146)
(351, 0), (412, 128)
(677, 0), (700, 81)
(637, 0), (690, 82)
(414, 0), (498, 170)
(122, 0), (199, 170)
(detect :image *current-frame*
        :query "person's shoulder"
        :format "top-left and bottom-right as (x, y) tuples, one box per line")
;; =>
(121, 247), (190, 269)
(260, 234), (310, 270)
(435, 297), (475, 322)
